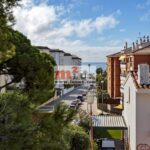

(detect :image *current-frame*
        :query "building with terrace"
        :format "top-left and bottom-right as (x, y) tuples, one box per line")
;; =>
(107, 36), (150, 149)
(107, 36), (150, 102)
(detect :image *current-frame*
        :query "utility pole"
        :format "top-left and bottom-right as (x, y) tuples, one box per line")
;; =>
(101, 80), (104, 115)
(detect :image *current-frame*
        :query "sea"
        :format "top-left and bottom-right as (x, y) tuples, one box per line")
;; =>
(81, 62), (106, 74)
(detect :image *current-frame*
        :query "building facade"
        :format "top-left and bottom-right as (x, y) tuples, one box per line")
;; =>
(107, 37), (150, 100)
(123, 64), (150, 150)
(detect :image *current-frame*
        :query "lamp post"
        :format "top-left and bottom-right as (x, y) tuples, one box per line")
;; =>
(87, 89), (95, 150)
(101, 80), (104, 115)
(88, 64), (91, 75)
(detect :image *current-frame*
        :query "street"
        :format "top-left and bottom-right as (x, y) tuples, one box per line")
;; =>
(38, 85), (100, 115)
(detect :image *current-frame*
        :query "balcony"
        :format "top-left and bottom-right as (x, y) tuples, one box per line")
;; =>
(120, 74), (127, 85)
(120, 62), (126, 69)
(120, 73), (126, 78)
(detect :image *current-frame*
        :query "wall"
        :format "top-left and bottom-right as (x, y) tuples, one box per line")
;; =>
(136, 92), (150, 146)
(123, 75), (137, 150)
(107, 57), (114, 98)
(134, 55), (150, 71)
(114, 57), (121, 98)
(51, 52), (64, 66)
(63, 55), (73, 66)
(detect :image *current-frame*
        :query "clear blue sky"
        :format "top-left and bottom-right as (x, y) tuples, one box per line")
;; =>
(14, 0), (150, 62)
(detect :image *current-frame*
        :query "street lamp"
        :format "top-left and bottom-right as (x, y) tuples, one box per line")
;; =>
(87, 89), (95, 150)
(88, 64), (91, 75)
(101, 80), (104, 115)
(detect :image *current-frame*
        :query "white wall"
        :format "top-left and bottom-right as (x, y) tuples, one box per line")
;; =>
(136, 92), (150, 146)
(39, 48), (51, 55)
(123, 75), (137, 150)
(50, 52), (64, 66)
(72, 58), (81, 66)
(63, 55), (73, 66)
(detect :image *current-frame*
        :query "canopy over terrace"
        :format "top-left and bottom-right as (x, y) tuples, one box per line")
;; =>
(92, 115), (127, 130)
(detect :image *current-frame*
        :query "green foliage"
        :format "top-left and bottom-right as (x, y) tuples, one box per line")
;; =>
(0, 92), (36, 149)
(0, 0), (20, 62)
(65, 125), (90, 150)
(96, 67), (107, 92)
(93, 129), (122, 139)
(78, 110), (90, 132)
(0, 0), (20, 27)
(0, 95), (79, 150)
(0, 29), (56, 104)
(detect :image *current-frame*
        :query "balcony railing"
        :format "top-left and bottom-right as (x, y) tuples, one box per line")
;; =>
(120, 61), (126, 64)
(120, 73), (127, 77)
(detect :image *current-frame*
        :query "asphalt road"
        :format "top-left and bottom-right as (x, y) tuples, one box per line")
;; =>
(38, 86), (89, 113)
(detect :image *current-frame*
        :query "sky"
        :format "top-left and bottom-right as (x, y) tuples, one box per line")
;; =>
(13, 0), (150, 62)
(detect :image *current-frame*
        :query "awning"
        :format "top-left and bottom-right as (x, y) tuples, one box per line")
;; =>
(114, 104), (123, 110)
(119, 55), (126, 60)
(92, 115), (127, 130)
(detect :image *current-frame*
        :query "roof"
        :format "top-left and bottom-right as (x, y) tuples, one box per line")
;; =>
(64, 53), (72, 56)
(123, 72), (150, 89)
(92, 115), (127, 130)
(50, 49), (64, 53)
(131, 72), (150, 89)
(72, 55), (82, 60)
(34, 46), (50, 50)
(107, 52), (121, 58)
(107, 40), (150, 58)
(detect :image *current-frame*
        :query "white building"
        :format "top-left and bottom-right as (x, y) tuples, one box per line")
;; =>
(72, 55), (82, 66)
(35, 46), (82, 96)
(49, 49), (65, 66)
(123, 64), (150, 150)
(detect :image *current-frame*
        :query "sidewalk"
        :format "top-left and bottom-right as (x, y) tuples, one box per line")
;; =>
(81, 96), (108, 115)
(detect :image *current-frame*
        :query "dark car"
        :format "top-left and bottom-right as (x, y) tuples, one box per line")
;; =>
(69, 103), (77, 109)
(82, 92), (87, 97)
(77, 95), (84, 102)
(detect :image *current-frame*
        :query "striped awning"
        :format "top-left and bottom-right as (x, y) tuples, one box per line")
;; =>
(92, 115), (127, 130)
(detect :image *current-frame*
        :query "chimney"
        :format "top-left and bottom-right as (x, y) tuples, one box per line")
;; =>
(138, 64), (150, 85)
(132, 42), (135, 50)
(125, 42), (128, 49)
(147, 36), (149, 42)
(135, 40), (138, 48)
(143, 36), (146, 43)
(140, 38), (143, 45)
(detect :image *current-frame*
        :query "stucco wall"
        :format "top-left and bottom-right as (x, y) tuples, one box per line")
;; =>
(123, 75), (137, 150)
(136, 92), (150, 146)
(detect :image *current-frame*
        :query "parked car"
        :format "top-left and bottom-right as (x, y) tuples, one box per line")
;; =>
(76, 99), (82, 105)
(82, 92), (87, 97)
(69, 103), (77, 109)
(77, 95), (84, 102)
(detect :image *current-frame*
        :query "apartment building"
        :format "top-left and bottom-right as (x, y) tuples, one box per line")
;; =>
(107, 52), (121, 99)
(107, 36), (150, 100)
(35, 46), (82, 95)
(107, 37), (150, 149)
